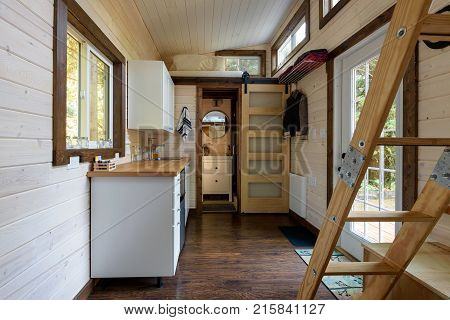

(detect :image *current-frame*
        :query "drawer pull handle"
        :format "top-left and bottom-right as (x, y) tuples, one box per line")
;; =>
(215, 180), (218, 182)
(215, 167), (218, 170)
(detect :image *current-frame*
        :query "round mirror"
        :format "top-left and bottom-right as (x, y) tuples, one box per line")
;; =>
(201, 111), (229, 139)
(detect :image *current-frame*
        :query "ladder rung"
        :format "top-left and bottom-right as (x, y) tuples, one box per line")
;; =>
(377, 137), (450, 146)
(347, 211), (434, 222)
(419, 34), (450, 42)
(324, 262), (399, 276)
(421, 14), (450, 36)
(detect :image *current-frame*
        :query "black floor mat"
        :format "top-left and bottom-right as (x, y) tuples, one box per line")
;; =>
(279, 226), (317, 247)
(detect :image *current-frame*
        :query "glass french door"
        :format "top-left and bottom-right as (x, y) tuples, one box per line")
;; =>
(336, 26), (402, 260)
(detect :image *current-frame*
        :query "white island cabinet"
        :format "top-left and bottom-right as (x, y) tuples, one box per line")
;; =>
(89, 160), (189, 279)
(128, 60), (175, 132)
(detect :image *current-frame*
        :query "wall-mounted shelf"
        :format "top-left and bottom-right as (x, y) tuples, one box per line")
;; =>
(278, 49), (328, 84)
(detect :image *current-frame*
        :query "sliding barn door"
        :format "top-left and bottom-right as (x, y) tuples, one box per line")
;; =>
(241, 84), (290, 213)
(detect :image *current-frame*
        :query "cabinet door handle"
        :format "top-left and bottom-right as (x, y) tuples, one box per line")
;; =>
(215, 180), (218, 183)
(215, 167), (218, 170)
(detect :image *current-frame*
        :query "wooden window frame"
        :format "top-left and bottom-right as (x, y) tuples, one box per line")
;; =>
(53, 0), (126, 166)
(271, 0), (310, 77)
(319, 0), (350, 29)
(215, 50), (266, 77)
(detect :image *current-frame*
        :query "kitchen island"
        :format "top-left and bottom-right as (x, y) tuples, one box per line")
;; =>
(88, 159), (190, 284)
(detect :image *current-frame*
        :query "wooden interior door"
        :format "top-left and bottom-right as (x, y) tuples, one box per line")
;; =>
(241, 84), (290, 213)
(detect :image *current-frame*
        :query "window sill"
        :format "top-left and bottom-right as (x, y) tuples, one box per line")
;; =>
(54, 147), (125, 166)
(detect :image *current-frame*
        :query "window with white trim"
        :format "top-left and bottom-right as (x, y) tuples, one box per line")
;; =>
(66, 26), (113, 149)
(350, 55), (399, 243)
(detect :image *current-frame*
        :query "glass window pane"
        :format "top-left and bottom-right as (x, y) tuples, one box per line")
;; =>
(294, 21), (306, 47)
(278, 37), (291, 66)
(352, 64), (366, 126)
(368, 56), (378, 83)
(384, 102), (396, 133)
(322, 0), (330, 16)
(225, 58), (239, 71)
(331, 0), (340, 7)
(89, 52), (110, 142)
(367, 168), (380, 208)
(383, 171), (396, 210)
(239, 57), (260, 75)
(384, 146), (396, 170)
(66, 34), (80, 139)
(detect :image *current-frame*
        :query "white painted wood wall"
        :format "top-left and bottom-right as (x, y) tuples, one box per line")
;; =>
(279, 0), (450, 245)
(175, 85), (197, 209)
(0, 0), (159, 299)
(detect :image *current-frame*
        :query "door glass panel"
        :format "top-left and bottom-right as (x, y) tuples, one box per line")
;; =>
(248, 160), (283, 175)
(249, 183), (282, 198)
(249, 115), (282, 130)
(350, 55), (398, 243)
(249, 137), (282, 153)
(249, 92), (282, 108)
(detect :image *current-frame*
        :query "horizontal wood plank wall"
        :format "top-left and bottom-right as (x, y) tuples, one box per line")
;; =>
(0, 0), (159, 299)
(417, 40), (450, 247)
(279, 0), (450, 238)
(290, 65), (327, 229)
(175, 85), (197, 210)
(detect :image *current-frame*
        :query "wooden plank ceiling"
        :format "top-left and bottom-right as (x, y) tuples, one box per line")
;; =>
(133, 0), (296, 59)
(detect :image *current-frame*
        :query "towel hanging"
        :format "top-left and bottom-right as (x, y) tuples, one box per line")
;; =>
(177, 106), (192, 141)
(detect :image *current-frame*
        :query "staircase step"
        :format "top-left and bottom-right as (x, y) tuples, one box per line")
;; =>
(377, 137), (450, 146)
(419, 34), (450, 42)
(347, 211), (434, 222)
(421, 14), (450, 36)
(324, 262), (399, 276)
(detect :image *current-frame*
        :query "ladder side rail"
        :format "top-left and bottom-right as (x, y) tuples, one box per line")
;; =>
(298, 0), (433, 300)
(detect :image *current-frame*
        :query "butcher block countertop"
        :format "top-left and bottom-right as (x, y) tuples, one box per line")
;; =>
(87, 158), (189, 177)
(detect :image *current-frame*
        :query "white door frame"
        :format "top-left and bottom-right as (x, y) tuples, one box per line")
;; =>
(333, 24), (403, 260)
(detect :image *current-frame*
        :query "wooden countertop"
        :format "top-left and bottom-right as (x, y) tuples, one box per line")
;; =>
(87, 158), (189, 177)
(363, 242), (450, 299)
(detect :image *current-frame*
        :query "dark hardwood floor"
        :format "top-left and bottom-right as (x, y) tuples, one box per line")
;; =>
(88, 213), (335, 300)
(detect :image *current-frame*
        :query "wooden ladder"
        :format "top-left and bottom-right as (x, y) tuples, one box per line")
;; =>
(298, 0), (450, 300)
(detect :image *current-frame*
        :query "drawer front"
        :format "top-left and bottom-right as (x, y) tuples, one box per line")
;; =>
(172, 206), (181, 226)
(173, 223), (180, 272)
(173, 176), (181, 225)
(203, 160), (231, 174)
(202, 174), (231, 194)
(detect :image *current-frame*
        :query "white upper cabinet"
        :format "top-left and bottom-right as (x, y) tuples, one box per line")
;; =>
(128, 60), (175, 132)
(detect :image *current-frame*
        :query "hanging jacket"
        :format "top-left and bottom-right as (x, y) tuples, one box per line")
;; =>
(283, 90), (308, 138)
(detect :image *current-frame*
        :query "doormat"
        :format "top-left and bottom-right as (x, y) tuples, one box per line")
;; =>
(295, 248), (363, 300)
(279, 226), (317, 247)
